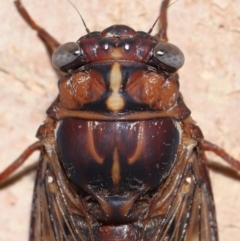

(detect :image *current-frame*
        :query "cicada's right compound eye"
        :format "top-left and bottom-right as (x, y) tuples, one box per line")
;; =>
(153, 42), (185, 70)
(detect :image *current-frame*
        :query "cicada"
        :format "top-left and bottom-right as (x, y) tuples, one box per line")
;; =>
(1, 0), (240, 240)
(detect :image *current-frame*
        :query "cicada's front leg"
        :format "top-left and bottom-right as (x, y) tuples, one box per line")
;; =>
(14, 0), (60, 57)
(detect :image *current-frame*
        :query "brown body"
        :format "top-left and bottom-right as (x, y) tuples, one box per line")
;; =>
(22, 3), (219, 241)
(0, 0), (240, 241)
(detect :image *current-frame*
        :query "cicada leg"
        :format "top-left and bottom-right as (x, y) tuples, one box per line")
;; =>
(147, 0), (170, 42)
(154, 0), (169, 42)
(201, 140), (240, 171)
(0, 141), (41, 184)
(1, 1), (59, 185)
(14, 0), (60, 56)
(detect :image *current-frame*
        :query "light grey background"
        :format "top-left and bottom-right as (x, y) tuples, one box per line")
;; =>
(0, 0), (240, 240)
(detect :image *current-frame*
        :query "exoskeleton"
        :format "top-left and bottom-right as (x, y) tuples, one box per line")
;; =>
(1, 1), (240, 241)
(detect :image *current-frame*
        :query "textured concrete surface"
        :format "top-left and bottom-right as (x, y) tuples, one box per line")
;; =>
(0, 0), (240, 240)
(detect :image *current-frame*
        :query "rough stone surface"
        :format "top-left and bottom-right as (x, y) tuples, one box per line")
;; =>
(0, 0), (239, 240)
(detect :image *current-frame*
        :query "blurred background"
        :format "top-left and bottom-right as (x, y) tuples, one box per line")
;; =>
(0, 0), (239, 240)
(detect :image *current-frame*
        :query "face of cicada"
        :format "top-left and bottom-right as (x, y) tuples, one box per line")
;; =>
(0, 1), (240, 241)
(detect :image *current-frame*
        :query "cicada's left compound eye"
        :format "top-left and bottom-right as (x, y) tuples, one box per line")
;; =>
(153, 42), (185, 70)
(52, 42), (82, 70)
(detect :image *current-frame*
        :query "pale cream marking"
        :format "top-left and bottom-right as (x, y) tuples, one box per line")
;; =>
(173, 120), (182, 143)
(46, 173), (56, 194)
(186, 177), (192, 184)
(128, 122), (144, 164)
(112, 147), (121, 185)
(106, 62), (125, 111)
(47, 176), (53, 183)
(87, 121), (104, 164)
(110, 48), (124, 59)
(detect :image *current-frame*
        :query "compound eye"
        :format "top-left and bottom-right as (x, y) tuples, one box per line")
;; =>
(153, 42), (185, 70)
(52, 42), (81, 69)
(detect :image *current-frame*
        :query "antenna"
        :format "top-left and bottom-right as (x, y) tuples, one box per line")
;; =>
(67, 0), (90, 33)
